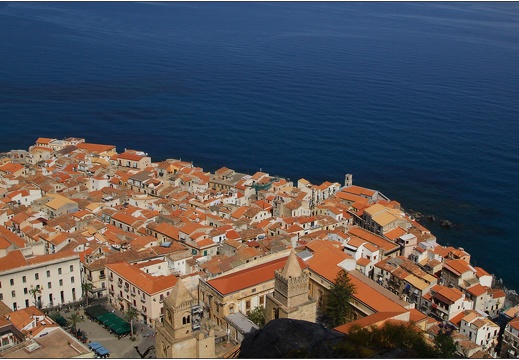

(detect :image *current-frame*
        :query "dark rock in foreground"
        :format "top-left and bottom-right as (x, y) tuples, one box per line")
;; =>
(238, 318), (344, 358)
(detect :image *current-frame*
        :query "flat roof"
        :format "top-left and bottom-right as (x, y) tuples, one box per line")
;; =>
(3, 328), (91, 358)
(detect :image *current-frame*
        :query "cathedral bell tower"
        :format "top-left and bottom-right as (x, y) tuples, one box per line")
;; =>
(265, 250), (316, 323)
(156, 279), (214, 358)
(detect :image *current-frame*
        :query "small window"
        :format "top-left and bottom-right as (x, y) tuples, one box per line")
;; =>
(46, 270), (50, 278)
(70, 265), (74, 272)
(59, 279), (63, 286)
(11, 291), (15, 298)
(9, 279), (14, 286)
(48, 282), (51, 289)
(58, 268), (62, 275)
(23, 288), (28, 295)
(246, 300), (251, 310)
(22, 276), (26, 283)
(35, 273), (39, 280)
(71, 276), (75, 284)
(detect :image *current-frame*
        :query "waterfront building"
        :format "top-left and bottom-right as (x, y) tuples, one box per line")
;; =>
(421, 284), (473, 321)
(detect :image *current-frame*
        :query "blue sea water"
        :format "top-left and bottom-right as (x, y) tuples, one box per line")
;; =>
(0, 2), (518, 289)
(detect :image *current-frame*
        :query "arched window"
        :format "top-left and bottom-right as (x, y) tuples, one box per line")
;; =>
(187, 315), (190, 324)
(182, 316), (186, 325)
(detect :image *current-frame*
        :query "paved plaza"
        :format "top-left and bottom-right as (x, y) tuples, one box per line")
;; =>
(58, 301), (156, 358)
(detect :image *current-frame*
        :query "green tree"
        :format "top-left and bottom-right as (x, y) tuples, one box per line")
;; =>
(247, 306), (266, 327)
(335, 322), (437, 358)
(67, 311), (84, 330)
(434, 329), (458, 358)
(81, 282), (94, 308)
(29, 285), (42, 309)
(124, 307), (139, 341)
(324, 269), (357, 327)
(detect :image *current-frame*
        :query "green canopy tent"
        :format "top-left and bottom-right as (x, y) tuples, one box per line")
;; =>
(112, 324), (131, 335)
(85, 305), (109, 319)
(96, 313), (111, 323)
(54, 315), (68, 327)
(96, 312), (130, 334)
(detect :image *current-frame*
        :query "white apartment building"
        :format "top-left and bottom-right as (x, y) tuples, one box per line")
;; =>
(0, 249), (81, 311)
(459, 311), (499, 353)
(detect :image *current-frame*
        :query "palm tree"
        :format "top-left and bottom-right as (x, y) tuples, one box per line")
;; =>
(67, 311), (84, 331)
(28, 285), (42, 309)
(124, 307), (139, 341)
(81, 282), (94, 308)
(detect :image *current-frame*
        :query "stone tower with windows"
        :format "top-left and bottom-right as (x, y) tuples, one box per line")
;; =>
(265, 250), (316, 323)
(344, 174), (353, 187)
(155, 279), (215, 358)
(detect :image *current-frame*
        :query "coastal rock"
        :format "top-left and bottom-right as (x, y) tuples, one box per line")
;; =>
(238, 318), (344, 358)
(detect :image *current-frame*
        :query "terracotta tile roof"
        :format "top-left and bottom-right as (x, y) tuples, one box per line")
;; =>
(432, 284), (463, 303)
(8, 306), (50, 332)
(346, 236), (366, 249)
(45, 194), (77, 210)
(409, 308), (428, 324)
(0, 250), (28, 272)
(348, 227), (399, 253)
(348, 271), (409, 313)
(26, 249), (78, 265)
(305, 242), (350, 282)
(384, 227), (407, 241)
(118, 152), (146, 161)
(450, 311), (468, 327)
(0, 237), (12, 250)
(207, 255), (307, 295)
(112, 212), (140, 225)
(178, 221), (208, 237)
(152, 222), (179, 240)
(342, 185), (376, 197)
(36, 137), (54, 144)
(76, 142), (116, 153)
(474, 266), (490, 278)
(196, 238), (215, 248)
(30, 146), (53, 153)
(0, 163), (24, 174)
(509, 317), (519, 331)
(492, 289), (506, 299)
(444, 259), (475, 276)
(231, 206), (249, 219)
(334, 311), (407, 334)
(356, 257), (371, 266)
(466, 284), (487, 297)
(106, 261), (178, 295)
(0, 226), (26, 248)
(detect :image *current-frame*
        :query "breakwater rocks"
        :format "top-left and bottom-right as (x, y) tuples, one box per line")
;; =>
(407, 210), (463, 229)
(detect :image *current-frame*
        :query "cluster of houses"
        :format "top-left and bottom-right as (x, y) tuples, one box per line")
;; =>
(0, 137), (516, 358)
